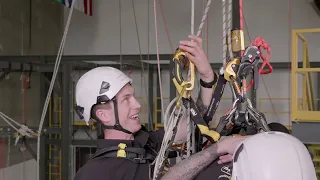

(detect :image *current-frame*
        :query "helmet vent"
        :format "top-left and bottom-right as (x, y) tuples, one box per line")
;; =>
(99, 81), (111, 94)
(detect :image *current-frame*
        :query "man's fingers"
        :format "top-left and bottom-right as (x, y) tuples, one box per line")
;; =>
(218, 154), (233, 164)
(179, 45), (197, 57)
(184, 52), (195, 62)
(219, 154), (232, 160)
(188, 35), (202, 48)
(179, 40), (197, 48)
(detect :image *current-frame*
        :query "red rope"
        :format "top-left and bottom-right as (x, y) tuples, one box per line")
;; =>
(23, 75), (27, 125)
(0, 137), (5, 169)
(246, 37), (273, 89)
(22, 74), (27, 180)
(127, 68), (133, 77)
(158, 0), (174, 53)
(204, 38), (272, 149)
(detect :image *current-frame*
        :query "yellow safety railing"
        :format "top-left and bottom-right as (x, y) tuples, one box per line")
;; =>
(48, 97), (62, 180)
(291, 28), (319, 122)
(307, 144), (320, 178)
(154, 97), (169, 130)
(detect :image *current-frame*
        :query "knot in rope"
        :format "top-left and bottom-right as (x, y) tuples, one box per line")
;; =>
(18, 125), (38, 137)
(250, 37), (273, 75)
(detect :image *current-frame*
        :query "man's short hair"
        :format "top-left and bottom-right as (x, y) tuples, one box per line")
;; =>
(90, 103), (111, 122)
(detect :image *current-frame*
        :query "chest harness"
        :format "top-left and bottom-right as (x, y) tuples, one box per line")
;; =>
(90, 126), (161, 164)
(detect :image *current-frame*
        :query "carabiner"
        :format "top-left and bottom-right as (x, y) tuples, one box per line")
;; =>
(172, 48), (195, 99)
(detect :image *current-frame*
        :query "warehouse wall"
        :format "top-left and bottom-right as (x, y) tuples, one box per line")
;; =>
(63, 0), (320, 60)
(0, 0), (63, 172)
(63, 0), (320, 127)
(0, 0), (319, 178)
(0, 159), (36, 180)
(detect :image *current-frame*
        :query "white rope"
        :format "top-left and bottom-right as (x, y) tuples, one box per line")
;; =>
(186, 0), (195, 158)
(119, 0), (123, 70)
(153, 0), (165, 121)
(0, 112), (36, 138)
(153, 97), (183, 180)
(196, 0), (212, 37)
(222, 0), (227, 65)
(151, 0), (213, 178)
(222, 0), (232, 65)
(36, 0), (76, 179)
(227, 0), (232, 60)
(131, 0), (154, 124)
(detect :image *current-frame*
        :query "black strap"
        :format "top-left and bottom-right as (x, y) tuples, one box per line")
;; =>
(181, 97), (215, 152)
(103, 100), (133, 134)
(200, 72), (218, 88)
(91, 146), (155, 164)
(134, 128), (150, 147)
(203, 75), (228, 124)
(196, 75), (227, 152)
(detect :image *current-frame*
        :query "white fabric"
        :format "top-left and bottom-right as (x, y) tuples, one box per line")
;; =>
(232, 131), (317, 180)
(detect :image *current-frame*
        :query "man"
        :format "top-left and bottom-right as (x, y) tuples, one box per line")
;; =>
(162, 123), (317, 180)
(193, 122), (291, 180)
(73, 35), (247, 180)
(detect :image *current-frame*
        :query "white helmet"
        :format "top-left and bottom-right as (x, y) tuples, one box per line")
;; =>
(75, 66), (133, 131)
(232, 131), (317, 180)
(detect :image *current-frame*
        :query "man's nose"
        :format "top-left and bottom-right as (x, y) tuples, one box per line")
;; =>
(132, 97), (141, 109)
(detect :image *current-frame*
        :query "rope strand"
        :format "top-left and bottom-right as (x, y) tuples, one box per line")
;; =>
(36, 0), (77, 179)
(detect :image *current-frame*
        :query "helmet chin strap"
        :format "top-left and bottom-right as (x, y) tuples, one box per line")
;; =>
(103, 99), (133, 134)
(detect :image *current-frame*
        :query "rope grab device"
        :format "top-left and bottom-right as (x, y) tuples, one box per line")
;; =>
(150, 0), (274, 179)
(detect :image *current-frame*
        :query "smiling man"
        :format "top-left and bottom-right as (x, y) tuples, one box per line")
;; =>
(72, 35), (247, 180)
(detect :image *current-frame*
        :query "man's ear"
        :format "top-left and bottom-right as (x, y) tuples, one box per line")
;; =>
(95, 108), (111, 124)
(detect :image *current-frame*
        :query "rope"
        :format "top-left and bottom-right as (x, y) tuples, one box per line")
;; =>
(7, 135), (10, 168)
(158, 0), (174, 53)
(36, 0), (76, 179)
(0, 112), (36, 138)
(288, 0), (292, 127)
(153, 0), (165, 120)
(152, 0), (213, 177)
(241, 14), (279, 122)
(185, 0), (195, 158)
(0, 137), (5, 170)
(152, 97), (183, 180)
(131, 0), (154, 126)
(119, 0), (123, 71)
(147, 0), (152, 129)
(222, 0), (232, 65)
(22, 74), (27, 180)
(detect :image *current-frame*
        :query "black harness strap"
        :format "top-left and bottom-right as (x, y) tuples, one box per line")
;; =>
(103, 99), (133, 134)
(203, 75), (227, 124)
(91, 127), (158, 164)
(91, 146), (154, 164)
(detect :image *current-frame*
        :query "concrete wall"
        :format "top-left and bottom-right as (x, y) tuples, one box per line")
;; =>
(64, 0), (320, 127)
(0, 0), (63, 173)
(0, 0), (320, 178)
(0, 159), (36, 180)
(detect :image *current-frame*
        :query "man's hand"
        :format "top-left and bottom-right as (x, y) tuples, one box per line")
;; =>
(179, 35), (214, 82)
(161, 136), (249, 180)
(217, 136), (249, 164)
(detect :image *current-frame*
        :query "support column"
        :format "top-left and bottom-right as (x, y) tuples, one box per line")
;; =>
(148, 66), (154, 130)
(169, 58), (177, 164)
(232, 0), (241, 59)
(156, 69), (162, 127)
(39, 72), (49, 180)
(61, 64), (72, 180)
(317, 73), (320, 110)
